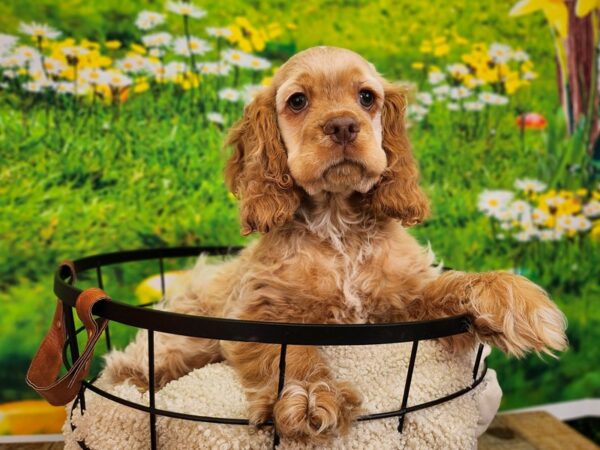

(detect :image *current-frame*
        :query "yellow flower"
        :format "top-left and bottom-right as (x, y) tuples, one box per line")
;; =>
(97, 56), (112, 67)
(419, 40), (432, 54)
(509, 0), (568, 38)
(591, 221), (600, 240)
(576, 188), (588, 197)
(266, 23), (282, 39)
(130, 43), (146, 55)
(411, 62), (425, 70)
(453, 33), (468, 45)
(576, 0), (600, 17)
(286, 22), (297, 30)
(433, 43), (450, 57)
(106, 40), (122, 50)
(261, 76), (272, 86)
(134, 80), (150, 93)
(80, 39), (100, 51)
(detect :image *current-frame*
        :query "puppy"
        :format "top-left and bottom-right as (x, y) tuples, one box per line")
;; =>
(104, 46), (567, 442)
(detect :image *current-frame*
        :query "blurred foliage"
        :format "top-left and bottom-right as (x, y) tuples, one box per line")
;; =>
(0, 0), (598, 419)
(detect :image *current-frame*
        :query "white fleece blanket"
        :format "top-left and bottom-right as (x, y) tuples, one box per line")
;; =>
(63, 342), (501, 450)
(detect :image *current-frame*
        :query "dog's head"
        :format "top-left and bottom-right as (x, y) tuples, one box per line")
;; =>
(225, 46), (428, 235)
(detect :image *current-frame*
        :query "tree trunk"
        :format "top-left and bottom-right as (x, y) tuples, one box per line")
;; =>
(561, 1), (599, 152)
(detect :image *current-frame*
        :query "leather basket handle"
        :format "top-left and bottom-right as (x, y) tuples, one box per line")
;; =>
(26, 263), (110, 406)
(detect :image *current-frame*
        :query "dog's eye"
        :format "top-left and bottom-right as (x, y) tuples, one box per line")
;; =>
(359, 90), (375, 108)
(288, 93), (308, 112)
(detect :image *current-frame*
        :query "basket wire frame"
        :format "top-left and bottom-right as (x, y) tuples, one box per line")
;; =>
(56, 247), (488, 450)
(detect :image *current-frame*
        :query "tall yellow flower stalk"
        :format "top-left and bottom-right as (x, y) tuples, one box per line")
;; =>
(510, 0), (599, 152)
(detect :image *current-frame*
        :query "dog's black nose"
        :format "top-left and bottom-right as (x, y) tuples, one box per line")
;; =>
(323, 116), (360, 145)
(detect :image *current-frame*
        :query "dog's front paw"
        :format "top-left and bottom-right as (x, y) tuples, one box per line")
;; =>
(470, 272), (568, 357)
(272, 380), (362, 442)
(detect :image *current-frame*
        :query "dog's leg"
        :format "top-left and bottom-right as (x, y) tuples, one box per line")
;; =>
(103, 332), (222, 390)
(221, 341), (361, 442)
(411, 271), (567, 357)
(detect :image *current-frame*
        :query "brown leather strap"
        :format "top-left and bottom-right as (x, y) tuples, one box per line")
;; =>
(26, 279), (110, 406)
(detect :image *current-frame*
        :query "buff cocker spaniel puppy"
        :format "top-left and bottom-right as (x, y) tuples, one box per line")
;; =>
(104, 46), (567, 443)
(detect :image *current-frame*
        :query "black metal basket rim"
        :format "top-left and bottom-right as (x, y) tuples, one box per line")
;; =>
(54, 246), (473, 345)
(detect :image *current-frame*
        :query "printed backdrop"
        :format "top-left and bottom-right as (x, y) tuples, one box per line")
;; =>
(0, 0), (599, 437)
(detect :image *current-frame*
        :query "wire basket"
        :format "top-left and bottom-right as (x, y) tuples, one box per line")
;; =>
(53, 246), (488, 450)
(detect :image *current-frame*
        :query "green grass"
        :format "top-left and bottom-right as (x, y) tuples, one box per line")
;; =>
(0, 0), (599, 417)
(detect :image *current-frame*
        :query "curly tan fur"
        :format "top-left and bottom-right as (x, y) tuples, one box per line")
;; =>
(103, 46), (567, 443)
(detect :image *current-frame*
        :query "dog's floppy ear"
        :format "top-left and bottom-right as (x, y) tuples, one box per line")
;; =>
(225, 86), (301, 235)
(369, 82), (429, 226)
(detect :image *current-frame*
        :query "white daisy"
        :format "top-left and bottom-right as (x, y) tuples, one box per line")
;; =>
(55, 81), (89, 95)
(102, 70), (132, 89)
(446, 102), (460, 111)
(173, 36), (212, 56)
(221, 48), (253, 68)
(449, 86), (472, 100)
(416, 92), (433, 106)
(13, 45), (40, 63)
(117, 55), (149, 73)
(432, 84), (450, 97)
(166, 1), (206, 19)
(514, 178), (547, 193)
(488, 43), (512, 64)
(539, 229), (563, 241)
(522, 71), (538, 80)
(466, 77), (486, 87)
(582, 200), (600, 218)
(556, 214), (578, 231)
(206, 27), (232, 38)
(247, 55), (271, 71)
(23, 78), (55, 92)
(479, 92), (509, 105)
(78, 67), (107, 85)
(142, 32), (173, 48)
(464, 101), (485, 111)
(40, 57), (66, 76)
(510, 200), (532, 219)
(427, 71), (445, 85)
(60, 46), (90, 59)
(148, 48), (164, 58)
(531, 208), (549, 225)
(408, 104), (428, 120)
(241, 84), (263, 104)
(573, 215), (592, 232)
(19, 22), (61, 40)
(164, 61), (188, 79)
(135, 11), (165, 30)
(0, 34), (18, 57)
(218, 87), (240, 102)
(446, 63), (469, 77)
(478, 190), (514, 218)
(207, 112), (225, 124)
(196, 61), (231, 76)
(545, 196), (565, 208)
(514, 228), (538, 242)
(512, 50), (530, 62)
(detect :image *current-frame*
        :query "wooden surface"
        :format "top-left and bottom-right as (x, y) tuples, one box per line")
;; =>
(478, 411), (599, 450)
(0, 411), (597, 449)
(0, 444), (62, 450)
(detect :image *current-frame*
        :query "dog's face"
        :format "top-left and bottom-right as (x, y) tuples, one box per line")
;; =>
(274, 49), (386, 196)
(226, 47), (428, 235)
